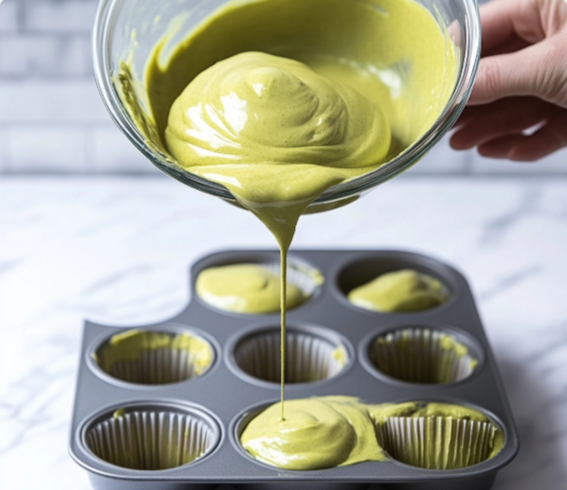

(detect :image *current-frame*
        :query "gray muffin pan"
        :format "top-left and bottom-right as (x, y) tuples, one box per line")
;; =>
(70, 249), (519, 490)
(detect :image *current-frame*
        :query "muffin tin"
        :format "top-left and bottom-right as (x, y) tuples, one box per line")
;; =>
(70, 249), (519, 490)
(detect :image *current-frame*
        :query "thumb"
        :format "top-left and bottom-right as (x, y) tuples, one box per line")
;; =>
(469, 33), (567, 108)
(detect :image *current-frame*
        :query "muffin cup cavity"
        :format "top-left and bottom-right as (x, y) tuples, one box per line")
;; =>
(231, 326), (349, 385)
(232, 401), (368, 489)
(83, 403), (220, 471)
(93, 328), (214, 385)
(377, 412), (502, 470)
(195, 257), (323, 315)
(368, 327), (479, 384)
(336, 254), (456, 313)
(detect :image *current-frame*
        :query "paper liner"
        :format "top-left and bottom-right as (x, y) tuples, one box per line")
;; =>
(85, 406), (218, 470)
(233, 329), (347, 383)
(261, 260), (324, 299)
(369, 328), (477, 384)
(378, 415), (500, 470)
(94, 330), (213, 385)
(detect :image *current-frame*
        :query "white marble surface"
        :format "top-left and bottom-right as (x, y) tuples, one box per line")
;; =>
(0, 175), (566, 490)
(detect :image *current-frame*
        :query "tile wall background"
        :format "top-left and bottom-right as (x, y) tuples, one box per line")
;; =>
(0, 0), (565, 175)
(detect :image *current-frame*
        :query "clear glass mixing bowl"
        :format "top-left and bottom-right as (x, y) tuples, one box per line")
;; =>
(93, 0), (480, 211)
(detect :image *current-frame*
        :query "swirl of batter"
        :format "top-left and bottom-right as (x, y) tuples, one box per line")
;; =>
(240, 397), (504, 471)
(195, 263), (307, 314)
(240, 397), (385, 470)
(165, 52), (391, 168)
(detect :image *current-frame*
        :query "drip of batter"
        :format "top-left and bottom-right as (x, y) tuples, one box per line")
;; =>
(166, 51), (393, 249)
(121, 0), (459, 418)
(166, 51), (392, 417)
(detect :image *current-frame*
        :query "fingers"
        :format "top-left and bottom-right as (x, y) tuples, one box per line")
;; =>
(451, 105), (484, 130)
(477, 134), (527, 159)
(482, 35), (530, 57)
(507, 110), (567, 160)
(457, 108), (567, 161)
(450, 97), (558, 150)
(478, 0), (521, 53)
(478, 0), (549, 53)
(460, 0), (567, 163)
(468, 33), (567, 107)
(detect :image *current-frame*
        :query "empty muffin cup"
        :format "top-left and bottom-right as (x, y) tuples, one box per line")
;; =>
(375, 402), (504, 470)
(232, 326), (348, 384)
(368, 327), (478, 384)
(93, 329), (214, 385)
(195, 260), (323, 314)
(84, 403), (220, 470)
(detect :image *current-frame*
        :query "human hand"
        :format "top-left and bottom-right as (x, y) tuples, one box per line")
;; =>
(450, 0), (567, 161)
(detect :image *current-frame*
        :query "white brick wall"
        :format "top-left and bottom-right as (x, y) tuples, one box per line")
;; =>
(0, 126), (8, 171)
(22, 0), (98, 33)
(0, 0), (18, 33)
(7, 125), (88, 172)
(0, 34), (91, 76)
(0, 80), (108, 123)
(0, 0), (564, 175)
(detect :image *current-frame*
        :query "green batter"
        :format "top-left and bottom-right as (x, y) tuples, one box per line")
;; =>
(241, 397), (503, 470)
(348, 269), (449, 312)
(241, 396), (387, 470)
(96, 329), (213, 378)
(129, 0), (459, 252)
(121, 0), (458, 419)
(195, 263), (308, 314)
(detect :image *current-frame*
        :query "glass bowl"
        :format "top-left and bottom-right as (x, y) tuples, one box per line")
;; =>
(93, 0), (480, 211)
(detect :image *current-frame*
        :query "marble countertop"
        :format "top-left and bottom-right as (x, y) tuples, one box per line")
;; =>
(1, 175), (566, 490)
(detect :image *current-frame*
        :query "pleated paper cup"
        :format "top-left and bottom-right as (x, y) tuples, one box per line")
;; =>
(369, 327), (478, 384)
(233, 327), (348, 384)
(84, 403), (220, 470)
(378, 414), (501, 470)
(93, 329), (214, 385)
